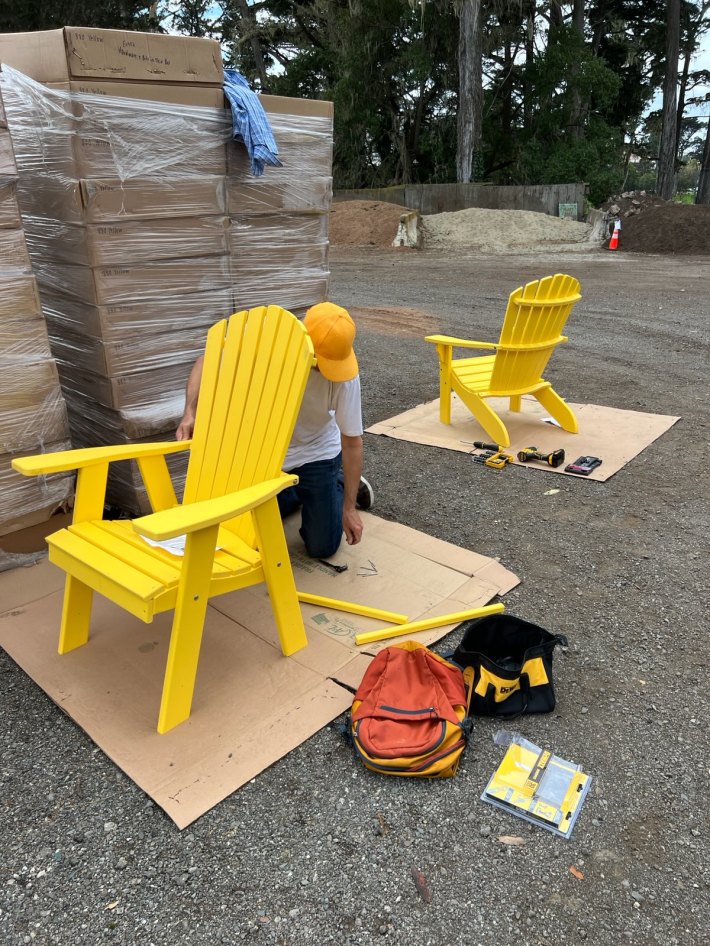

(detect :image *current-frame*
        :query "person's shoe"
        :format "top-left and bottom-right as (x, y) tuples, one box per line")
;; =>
(356, 476), (374, 511)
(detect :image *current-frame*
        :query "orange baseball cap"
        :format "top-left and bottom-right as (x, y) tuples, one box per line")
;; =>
(303, 302), (359, 382)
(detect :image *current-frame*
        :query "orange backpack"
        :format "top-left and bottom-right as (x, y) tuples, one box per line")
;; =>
(350, 640), (474, 778)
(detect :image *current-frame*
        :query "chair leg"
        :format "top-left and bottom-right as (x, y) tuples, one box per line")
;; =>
(253, 498), (308, 657)
(58, 575), (93, 654)
(534, 385), (579, 433)
(457, 389), (511, 447)
(157, 524), (219, 734)
(437, 348), (453, 425)
(509, 395), (522, 413)
(439, 371), (452, 425)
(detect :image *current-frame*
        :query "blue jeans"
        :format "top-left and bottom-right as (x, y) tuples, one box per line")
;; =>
(278, 452), (344, 558)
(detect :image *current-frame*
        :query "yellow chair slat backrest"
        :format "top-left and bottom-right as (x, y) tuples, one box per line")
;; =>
(490, 273), (581, 392)
(183, 306), (314, 546)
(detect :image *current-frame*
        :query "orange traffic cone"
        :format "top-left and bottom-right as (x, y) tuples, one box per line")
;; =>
(608, 218), (620, 250)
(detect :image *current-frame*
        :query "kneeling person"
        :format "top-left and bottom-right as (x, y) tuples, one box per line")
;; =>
(175, 301), (373, 560)
(278, 302), (372, 559)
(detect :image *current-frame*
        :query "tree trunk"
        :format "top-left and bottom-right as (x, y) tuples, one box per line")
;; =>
(235, 0), (270, 91)
(524, 0), (535, 130)
(569, 0), (585, 139)
(656, 0), (680, 199)
(674, 47), (691, 161)
(697, 119), (710, 204)
(456, 0), (483, 183)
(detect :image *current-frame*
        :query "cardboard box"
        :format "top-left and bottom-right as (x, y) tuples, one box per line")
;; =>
(57, 359), (192, 411)
(2, 77), (228, 179)
(36, 255), (232, 305)
(0, 227), (31, 268)
(40, 287), (233, 341)
(0, 508), (72, 553)
(228, 138), (331, 180)
(0, 274), (43, 320)
(229, 242), (328, 277)
(231, 276), (329, 318)
(18, 175), (228, 224)
(63, 388), (186, 441)
(0, 361), (69, 453)
(48, 324), (208, 377)
(0, 180), (21, 229)
(0, 127), (17, 177)
(0, 318), (52, 364)
(260, 93), (334, 120)
(25, 216), (230, 267)
(0, 447), (73, 538)
(48, 79), (225, 108)
(229, 212), (329, 247)
(83, 177), (228, 222)
(0, 28), (224, 85)
(228, 176), (332, 214)
(69, 124), (226, 179)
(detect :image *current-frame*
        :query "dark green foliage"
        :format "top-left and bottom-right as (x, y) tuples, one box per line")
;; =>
(0, 1), (157, 32)
(1, 0), (708, 200)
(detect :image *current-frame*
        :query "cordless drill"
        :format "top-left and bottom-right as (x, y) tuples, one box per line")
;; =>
(516, 446), (566, 468)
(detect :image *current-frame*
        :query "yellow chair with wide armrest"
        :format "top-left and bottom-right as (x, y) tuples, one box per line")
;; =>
(425, 273), (582, 448)
(12, 305), (316, 733)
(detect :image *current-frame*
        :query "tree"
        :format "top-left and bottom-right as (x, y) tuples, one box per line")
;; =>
(656, 0), (681, 197)
(456, 0), (484, 181)
(697, 111), (710, 202)
(0, 1), (158, 31)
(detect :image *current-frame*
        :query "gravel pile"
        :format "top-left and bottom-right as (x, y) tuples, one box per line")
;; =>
(420, 207), (597, 253)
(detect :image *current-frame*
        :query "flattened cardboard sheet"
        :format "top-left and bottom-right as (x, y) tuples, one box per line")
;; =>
(367, 395), (680, 481)
(0, 513), (517, 829)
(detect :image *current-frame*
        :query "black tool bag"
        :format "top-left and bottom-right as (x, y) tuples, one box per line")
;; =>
(451, 613), (567, 717)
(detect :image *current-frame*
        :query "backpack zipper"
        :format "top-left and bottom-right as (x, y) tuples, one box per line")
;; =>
(378, 705), (435, 715)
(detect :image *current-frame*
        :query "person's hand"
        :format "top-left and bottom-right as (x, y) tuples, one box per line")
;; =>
(176, 412), (195, 440)
(343, 506), (363, 545)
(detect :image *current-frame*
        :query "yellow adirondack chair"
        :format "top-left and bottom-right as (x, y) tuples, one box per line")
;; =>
(425, 273), (582, 448)
(12, 305), (316, 733)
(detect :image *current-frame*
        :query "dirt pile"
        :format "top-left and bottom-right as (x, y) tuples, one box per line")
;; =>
(601, 190), (710, 254)
(330, 199), (598, 253)
(330, 193), (710, 255)
(329, 199), (406, 248)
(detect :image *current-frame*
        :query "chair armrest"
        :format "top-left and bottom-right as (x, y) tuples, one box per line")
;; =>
(133, 473), (298, 541)
(12, 441), (191, 477)
(424, 334), (497, 350)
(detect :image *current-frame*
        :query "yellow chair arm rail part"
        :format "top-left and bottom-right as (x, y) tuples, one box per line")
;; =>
(296, 592), (409, 626)
(425, 334), (498, 350)
(355, 602), (505, 646)
(12, 440), (192, 477)
(133, 473), (298, 541)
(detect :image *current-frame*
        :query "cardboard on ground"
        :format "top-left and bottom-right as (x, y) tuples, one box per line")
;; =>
(367, 395), (680, 481)
(0, 512), (518, 829)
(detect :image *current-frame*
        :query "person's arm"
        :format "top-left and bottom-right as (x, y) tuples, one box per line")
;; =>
(176, 355), (204, 440)
(341, 433), (364, 545)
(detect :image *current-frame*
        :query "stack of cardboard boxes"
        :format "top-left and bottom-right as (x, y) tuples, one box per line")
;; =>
(0, 27), (334, 516)
(0, 83), (73, 538)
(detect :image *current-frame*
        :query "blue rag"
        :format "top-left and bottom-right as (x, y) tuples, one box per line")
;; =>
(223, 68), (282, 177)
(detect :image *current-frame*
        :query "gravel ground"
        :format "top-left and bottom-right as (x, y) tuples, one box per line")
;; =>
(2, 246), (708, 946)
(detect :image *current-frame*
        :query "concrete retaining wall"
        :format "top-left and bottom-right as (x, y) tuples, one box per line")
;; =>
(334, 183), (588, 220)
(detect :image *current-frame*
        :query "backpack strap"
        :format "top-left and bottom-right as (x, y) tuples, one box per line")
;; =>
(462, 665), (475, 733)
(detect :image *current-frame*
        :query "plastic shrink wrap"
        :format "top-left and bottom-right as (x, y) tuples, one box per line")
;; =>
(0, 51), (333, 516)
(0, 83), (72, 537)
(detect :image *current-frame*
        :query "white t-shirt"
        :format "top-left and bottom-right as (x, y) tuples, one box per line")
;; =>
(284, 370), (363, 470)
